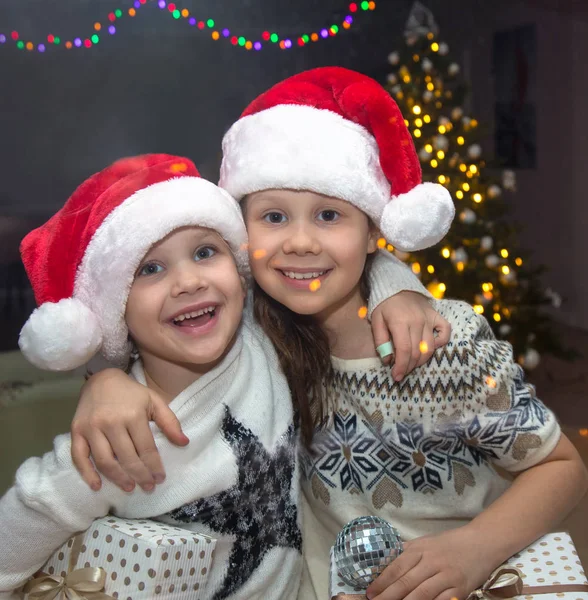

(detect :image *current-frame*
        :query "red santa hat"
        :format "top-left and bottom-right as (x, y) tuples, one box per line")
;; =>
(220, 66), (454, 252)
(19, 154), (248, 371)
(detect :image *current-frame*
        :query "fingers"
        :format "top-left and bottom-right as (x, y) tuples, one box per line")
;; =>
(415, 324), (435, 369)
(402, 574), (456, 600)
(102, 425), (156, 491)
(432, 314), (452, 348)
(367, 551), (424, 599)
(151, 392), (190, 448)
(71, 432), (102, 491)
(371, 312), (395, 366)
(126, 419), (167, 486)
(88, 429), (137, 492)
(370, 564), (446, 600)
(389, 324), (412, 381)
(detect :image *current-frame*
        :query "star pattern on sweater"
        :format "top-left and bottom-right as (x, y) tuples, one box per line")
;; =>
(168, 407), (301, 600)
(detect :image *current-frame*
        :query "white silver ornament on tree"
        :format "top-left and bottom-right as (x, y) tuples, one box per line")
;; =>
(459, 208), (476, 224)
(438, 116), (450, 127)
(499, 324), (512, 336)
(467, 144), (482, 160)
(485, 254), (500, 268)
(451, 107), (463, 121)
(388, 52), (400, 65)
(438, 42), (449, 55)
(487, 184), (502, 199)
(545, 288), (562, 309)
(433, 135), (449, 151)
(419, 146), (433, 161)
(448, 63), (460, 76)
(387, 73), (398, 85)
(334, 516), (404, 588)
(451, 247), (468, 264)
(502, 169), (517, 191)
(520, 348), (541, 370)
(404, 1), (439, 40)
(500, 270), (517, 284)
(421, 58), (433, 73)
(480, 236), (493, 251)
(423, 90), (434, 102)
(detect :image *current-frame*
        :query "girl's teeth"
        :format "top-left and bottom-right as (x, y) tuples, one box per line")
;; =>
(283, 271), (325, 280)
(173, 306), (215, 323)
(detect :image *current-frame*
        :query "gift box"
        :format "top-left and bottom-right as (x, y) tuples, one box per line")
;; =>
(329, 532), (588, 600)
(24, 516), (216, 600)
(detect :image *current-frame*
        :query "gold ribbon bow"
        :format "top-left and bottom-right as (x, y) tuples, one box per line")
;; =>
(469, 565), (588, 600)
(468, 567), (524, 600)
(22, 534), (114, 600)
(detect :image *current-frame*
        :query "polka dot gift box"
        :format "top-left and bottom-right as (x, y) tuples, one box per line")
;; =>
(329, 531), (588, 600)
(27, 516), (216, 599)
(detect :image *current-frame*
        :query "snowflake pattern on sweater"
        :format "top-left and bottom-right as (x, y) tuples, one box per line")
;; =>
(302, 301), (560, 509)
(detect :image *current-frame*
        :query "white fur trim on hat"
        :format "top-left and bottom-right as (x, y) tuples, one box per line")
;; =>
(15, 175), (248, 371)
(220, 104), (391, 222)
(73, 176), (248, 367)
(380, 182), (455, 251)
(19, 298), (102, 371)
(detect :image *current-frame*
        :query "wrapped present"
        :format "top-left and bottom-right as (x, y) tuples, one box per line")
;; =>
(329, 532), (587, 600)
(23, 516), (216, 600)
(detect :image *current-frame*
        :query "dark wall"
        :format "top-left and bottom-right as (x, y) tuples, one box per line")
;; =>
(0, 0), (423, 218)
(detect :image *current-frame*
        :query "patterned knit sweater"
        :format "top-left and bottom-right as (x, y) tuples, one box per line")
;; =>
(298, 300), (561, 600)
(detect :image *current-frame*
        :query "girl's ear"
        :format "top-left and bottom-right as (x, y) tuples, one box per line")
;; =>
(367, 226), (382, 255)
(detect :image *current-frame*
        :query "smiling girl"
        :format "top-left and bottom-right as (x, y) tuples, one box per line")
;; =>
(0, 155), (304, 600)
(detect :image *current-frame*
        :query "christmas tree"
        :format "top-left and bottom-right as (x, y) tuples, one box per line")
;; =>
(382, 3), (576, 369)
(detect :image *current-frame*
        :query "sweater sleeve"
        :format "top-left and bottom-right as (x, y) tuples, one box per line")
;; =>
(434, 302), (561, 474)
(367, 249), (433, 318)
(0, 434), (128, 594)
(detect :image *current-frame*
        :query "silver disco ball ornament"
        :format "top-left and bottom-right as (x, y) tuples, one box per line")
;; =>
(334, 516), (404, 588)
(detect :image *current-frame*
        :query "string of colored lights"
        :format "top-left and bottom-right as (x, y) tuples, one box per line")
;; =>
(0, 0), (376, 53)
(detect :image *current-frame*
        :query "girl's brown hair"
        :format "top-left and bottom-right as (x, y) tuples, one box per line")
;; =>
(252, 255), (374, 447)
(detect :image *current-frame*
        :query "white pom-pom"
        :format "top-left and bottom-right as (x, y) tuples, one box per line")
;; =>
(19, 298), (102, 371)
(380, 183), (455, 252)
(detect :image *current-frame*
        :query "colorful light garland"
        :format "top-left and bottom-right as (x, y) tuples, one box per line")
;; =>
(0, 0), (376, 53)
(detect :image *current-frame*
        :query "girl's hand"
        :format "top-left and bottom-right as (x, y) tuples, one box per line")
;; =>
(366, 526), (492, 600)
(370, 292), (451, 381)
(71, 368), (189, 492)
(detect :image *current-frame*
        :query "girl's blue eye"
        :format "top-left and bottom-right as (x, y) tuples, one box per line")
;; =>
(194, 246), (216, 261)
(138, 262), (163, 277)
(318, 210), (339, 222)
(263, 212), (287, 224)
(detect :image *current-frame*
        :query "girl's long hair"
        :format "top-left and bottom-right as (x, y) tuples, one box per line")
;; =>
(253, 254), (374, 447)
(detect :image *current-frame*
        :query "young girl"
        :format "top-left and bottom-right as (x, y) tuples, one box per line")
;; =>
(0, 154), (305, 600)
(72, 69), (588, 600)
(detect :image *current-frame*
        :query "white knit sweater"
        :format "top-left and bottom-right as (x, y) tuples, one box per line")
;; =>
(0, 318), (302, 600)
(0, 250), (426, 600)
(298, 299), (561, 600)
